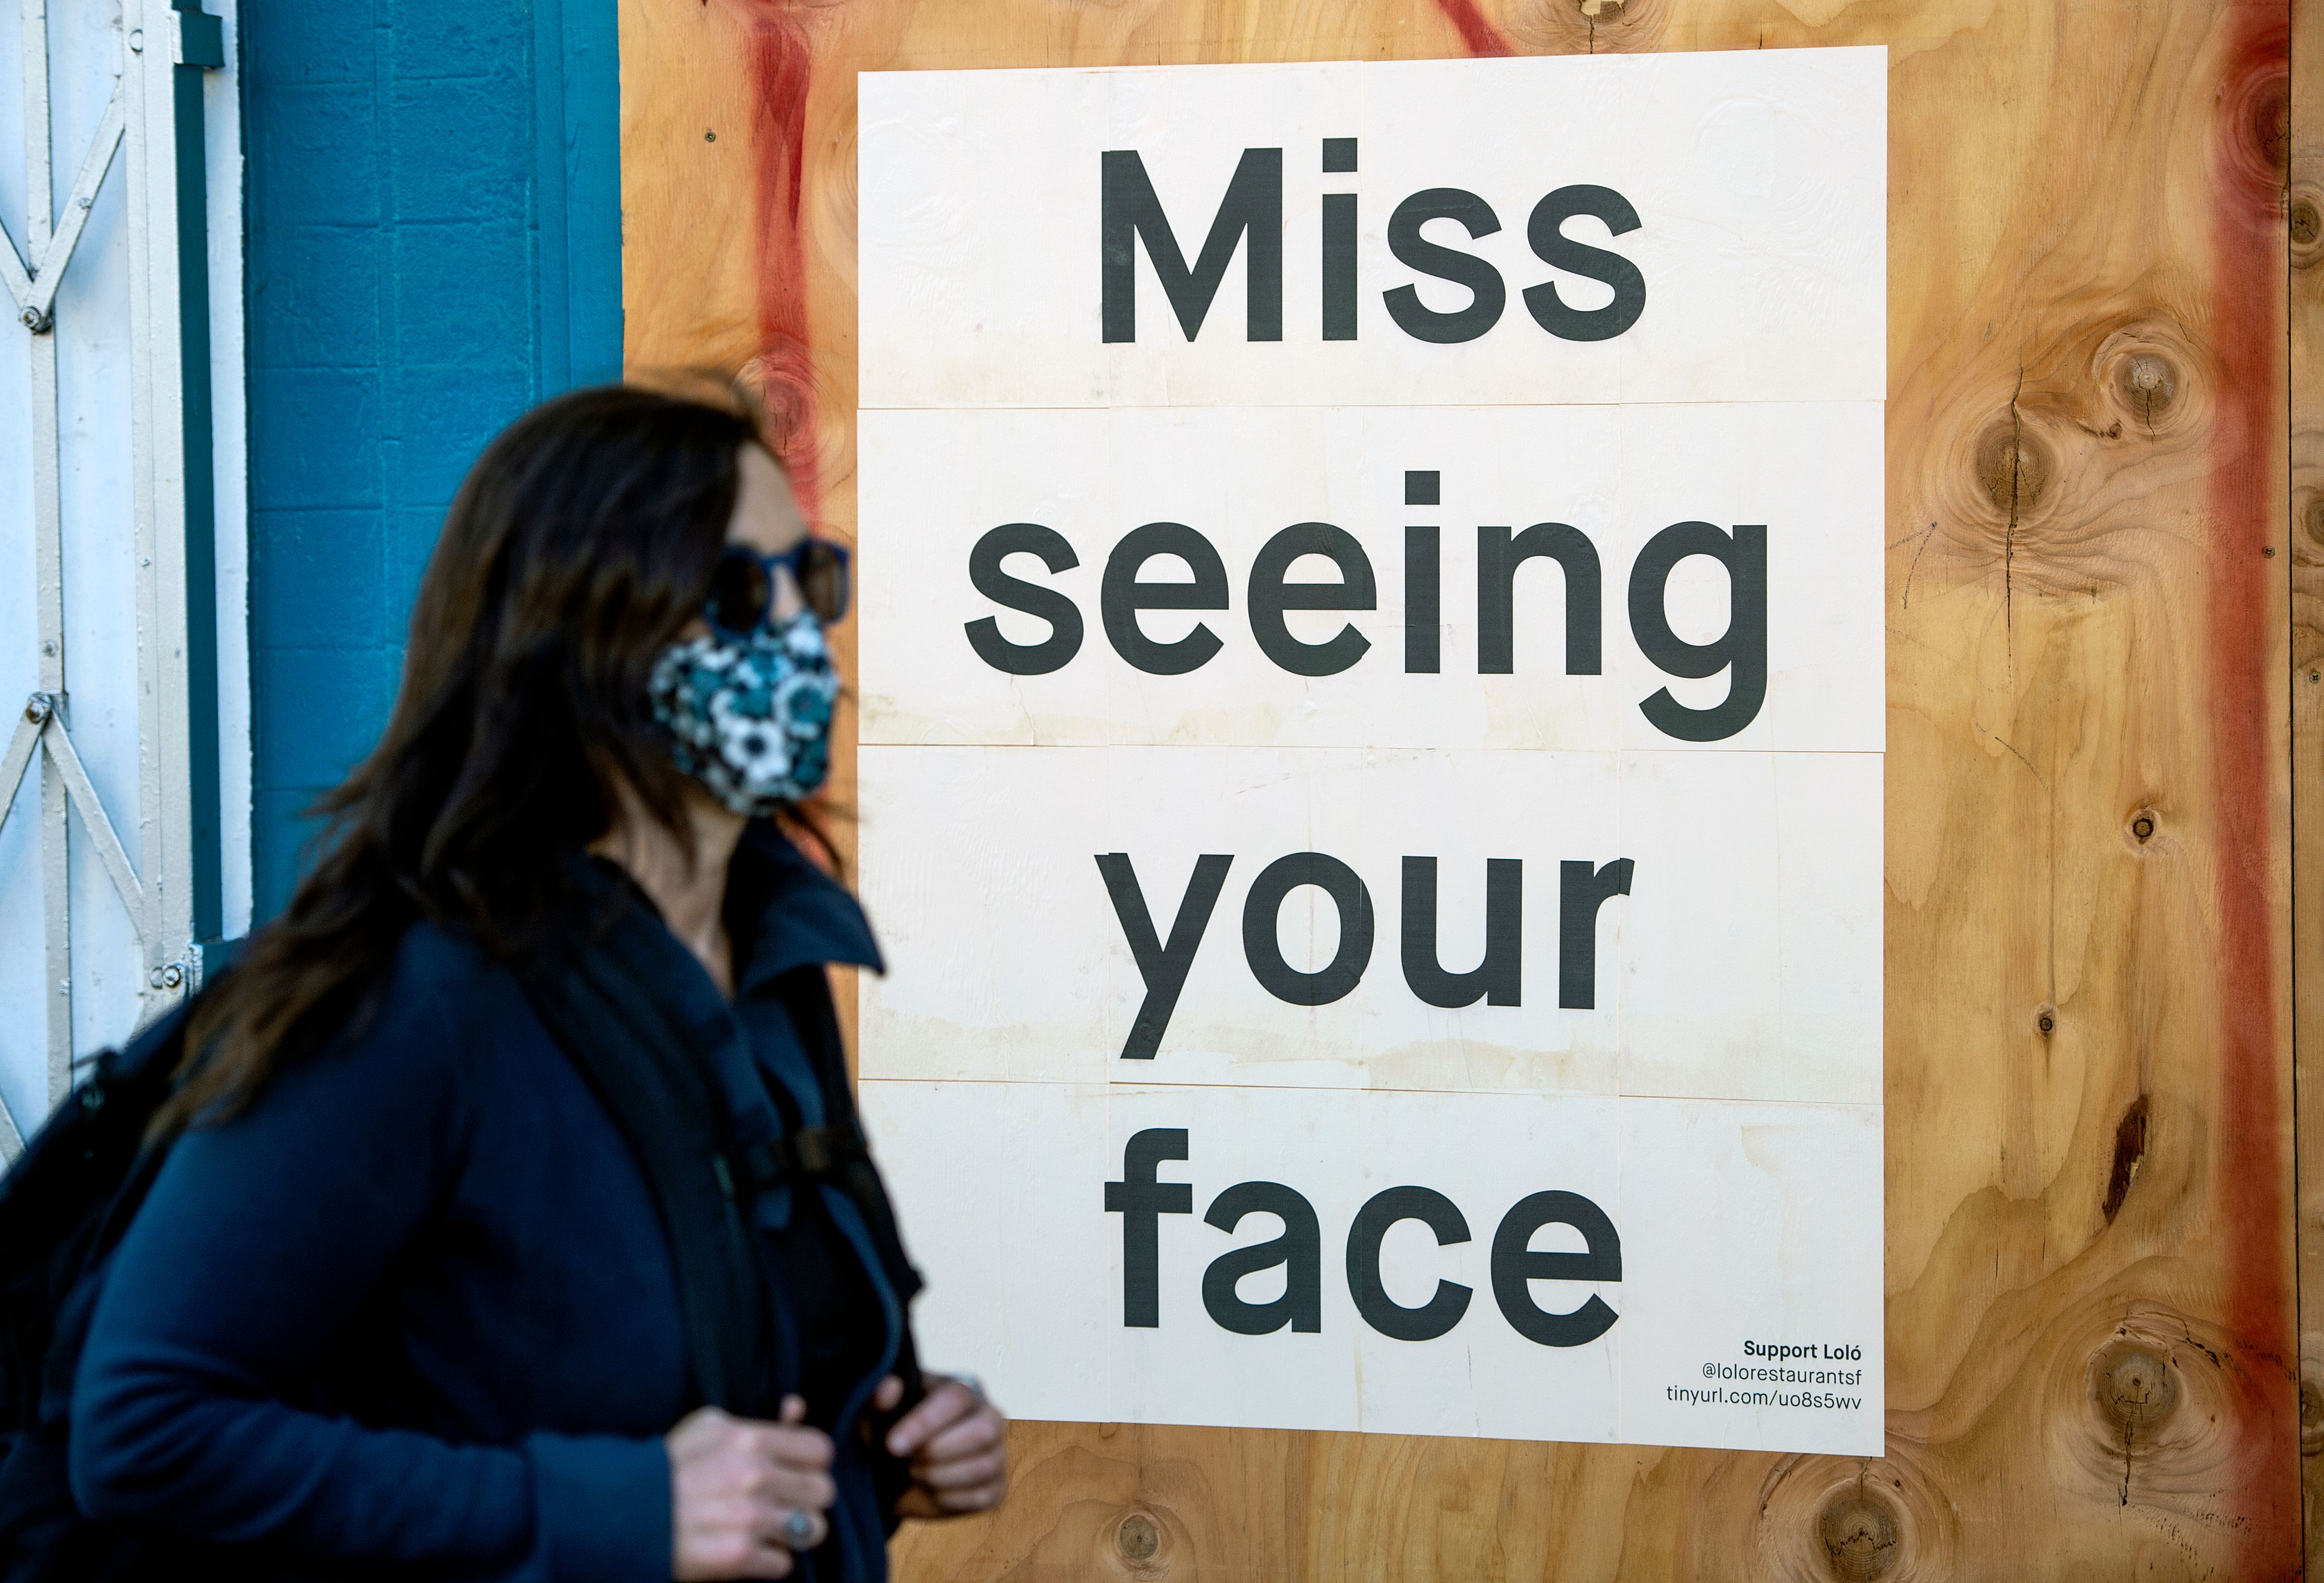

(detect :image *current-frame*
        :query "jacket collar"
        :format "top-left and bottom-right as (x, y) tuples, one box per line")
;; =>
(575, 818), (883, 997)
(723, 820), (884, 989)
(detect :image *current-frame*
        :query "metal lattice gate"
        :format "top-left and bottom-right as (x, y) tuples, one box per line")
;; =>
(0, 0), (239, 1158)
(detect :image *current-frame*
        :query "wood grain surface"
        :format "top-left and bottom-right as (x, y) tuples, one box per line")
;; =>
(620, 1), (2305, 1575)
(2293, 0), (2321, 1575)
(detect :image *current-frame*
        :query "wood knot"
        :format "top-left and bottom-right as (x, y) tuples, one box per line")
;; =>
(1914, 322), (2206, 601)
(2094, 1342), (2177, 1430)
(2300, 1375), (2324, 1456)
(2114, 353), (2177, 426)
(736, 334), (843, 511)
(2219, 69), (2291, 203)
(1974, 420), (2052, 518)
(2096, 328), (2204, 441)
(2246, 72), (2290, 175)
(2291, 186), (2323, 270)
(2049, 1306), (2240, 1507)
(2302, 492), (2324, 548)
(1818, 1492), (1899, 1580)
(1742, 1455), (1958, 1581)
(1110, 1509), (1169, 1575)
(2130, 812), (2156, 841)
(2036, 1008), (2056, 1037)
(1508, 0), (1668, 53)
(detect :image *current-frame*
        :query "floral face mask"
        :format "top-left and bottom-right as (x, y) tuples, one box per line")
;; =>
(647, 611), (838, 816)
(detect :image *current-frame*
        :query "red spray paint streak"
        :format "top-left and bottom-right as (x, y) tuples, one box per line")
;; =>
(2206, 4), (2292, 1563)
(1429, 0), (1512, 57)
(744, 11), (823, 525)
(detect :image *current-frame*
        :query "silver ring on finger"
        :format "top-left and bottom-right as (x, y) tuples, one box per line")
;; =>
(782, 1509), (817, 1548)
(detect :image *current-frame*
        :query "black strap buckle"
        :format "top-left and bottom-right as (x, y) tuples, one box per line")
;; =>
(790, 1127), (836, 1175)
(730, 1123), (866, 1191)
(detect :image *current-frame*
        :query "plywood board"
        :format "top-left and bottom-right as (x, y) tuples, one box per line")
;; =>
(2290, 0), (2321, 1572)
(621, 0), (2301, 1574)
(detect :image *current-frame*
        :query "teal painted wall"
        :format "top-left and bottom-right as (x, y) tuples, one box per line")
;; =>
(240, 0), (621, 917)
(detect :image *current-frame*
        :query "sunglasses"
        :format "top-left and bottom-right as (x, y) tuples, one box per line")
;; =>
(705, 539), (852, 633)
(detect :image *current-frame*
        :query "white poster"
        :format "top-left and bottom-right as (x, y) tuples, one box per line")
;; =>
(855, 48), (1886, 1454)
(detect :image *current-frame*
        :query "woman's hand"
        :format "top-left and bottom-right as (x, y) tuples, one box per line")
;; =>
(668, 1398), (837, 1579)
(875, 1374), (1010, 1519)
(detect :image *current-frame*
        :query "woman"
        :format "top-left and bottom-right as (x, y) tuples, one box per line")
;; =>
(65, 385), (1006, 1580)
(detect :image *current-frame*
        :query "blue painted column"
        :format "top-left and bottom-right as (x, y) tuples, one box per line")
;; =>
(239, 0), (621, 918)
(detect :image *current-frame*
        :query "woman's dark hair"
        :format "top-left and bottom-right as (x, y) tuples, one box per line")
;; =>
(168, 382), (778, 1133)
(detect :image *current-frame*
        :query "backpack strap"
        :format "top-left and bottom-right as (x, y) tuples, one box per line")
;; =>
(758, 970), (933, 1525)
(767, 969), (927, 1313)
(515, 923), (774, 1416)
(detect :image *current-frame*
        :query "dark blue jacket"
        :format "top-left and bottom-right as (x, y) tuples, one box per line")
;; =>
(67, 828), (907, 1582)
